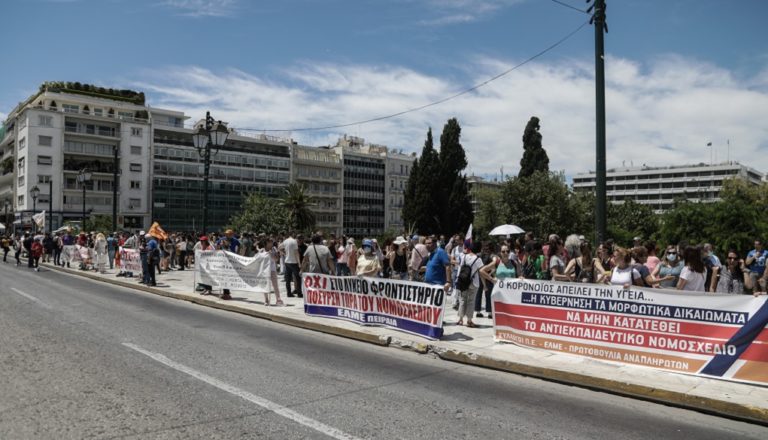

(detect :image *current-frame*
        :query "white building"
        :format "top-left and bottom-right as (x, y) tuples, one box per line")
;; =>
(385, 150), (416, 232)
(572, 162), (764, 213)
(1, 82), (153, 231)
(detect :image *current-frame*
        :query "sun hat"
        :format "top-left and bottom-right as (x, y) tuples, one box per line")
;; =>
(393, 236), (408, 245)
(362, 239), (373, 248)
(199, 236), (208, 241)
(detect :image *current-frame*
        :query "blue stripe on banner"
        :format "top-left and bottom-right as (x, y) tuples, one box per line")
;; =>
(304, 305), (443, 340)
(699, 301), (768, 377)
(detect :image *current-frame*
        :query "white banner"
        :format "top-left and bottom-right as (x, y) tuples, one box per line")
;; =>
(62, 245), (81, 263)
(492, 279), (768, 385)
(118, 247), (142, 273)
(195, 250), (272, 292)
(33, 210), (46, 229)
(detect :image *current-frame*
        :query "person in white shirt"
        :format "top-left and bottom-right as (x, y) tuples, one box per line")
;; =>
(282, 234), (302, 297)
(609, 247), (642, 289)
(678, 245), (707, 292)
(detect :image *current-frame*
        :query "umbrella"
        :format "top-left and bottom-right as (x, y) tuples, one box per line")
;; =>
(489, 224), (525, 236)
(0, 223), (5, 230)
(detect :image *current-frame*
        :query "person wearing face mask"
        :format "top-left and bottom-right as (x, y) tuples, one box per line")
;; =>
(356, 239), (381, 277)
(652, 245), (684, 289)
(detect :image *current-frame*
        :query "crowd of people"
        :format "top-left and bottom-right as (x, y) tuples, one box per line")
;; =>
(3, 228), (767, 321)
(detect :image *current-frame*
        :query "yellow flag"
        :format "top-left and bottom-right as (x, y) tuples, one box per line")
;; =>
(148, 222), (168, 241)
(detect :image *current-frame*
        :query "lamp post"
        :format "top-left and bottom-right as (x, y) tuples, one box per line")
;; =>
(77, 168), (92, 231)
(112, 145), (118, 232)
(191, 112), (229, 235)
(3, 198), (9, 230)
(30, 185), (40, 233)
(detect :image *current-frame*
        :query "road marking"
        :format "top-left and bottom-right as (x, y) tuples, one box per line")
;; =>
(10, 287), (51, 309)
(122, 343), (361, 440)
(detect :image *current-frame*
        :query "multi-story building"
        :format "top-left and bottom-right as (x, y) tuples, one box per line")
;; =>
(334, 136), (387, 237)
(1, 82), (152, 231)
(467, 175), (503, 215)
(385, 150), (416, 232)
(291, 145), (343, 235)
(150, 115), (292, 232)
(572, 162), (764, 213)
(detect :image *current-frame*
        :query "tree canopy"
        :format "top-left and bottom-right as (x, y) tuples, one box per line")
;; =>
(518, 116), (550, 178)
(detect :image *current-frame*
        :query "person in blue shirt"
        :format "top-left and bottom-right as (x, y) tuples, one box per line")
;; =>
(746, 239), (767, 293)
(424, 236), (452, 292)
(107, 232), (117, 269)
(145, 234), (158, 286)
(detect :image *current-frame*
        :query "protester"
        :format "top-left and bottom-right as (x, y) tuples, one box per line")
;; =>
(258, 237), (284, 306)
(644, 241), (660, 273)
(677, 246), (707, 292)
(522, 240), (546, 280)
(13, 234), (23, 266)
(548, 237), (569, 281)
(409, 235), (429, 281)
(302, 234), (334, 275)
(389, 236), (409, 280)
(651, 245), (683, 289)
(31, 236), (43, 271)
(714, 250), (746, 294)
(282, 233), (302, 298)
(609, 247), (642, 288)
(107, 232), (117, 269)
(144, 233), (158, 287)
(43, 232), (53, 263)
(356, 239), (381, 277)
(564, 241), (603, 283)
(194, 235), (214, 295)
(423, 236), (451, 292)
(631, 246), (659, 288)
(474, 242), (499, 318)
(215, 229), (240, 300)
(94, 232), (108, 274)
(456, 241), (483, 327)
(745, 239), (767, 293)
(1, 235), (9, 263)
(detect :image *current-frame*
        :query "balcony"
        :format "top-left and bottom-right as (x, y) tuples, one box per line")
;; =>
(64, 123), (119, 139)
(33, 104), (149, 124)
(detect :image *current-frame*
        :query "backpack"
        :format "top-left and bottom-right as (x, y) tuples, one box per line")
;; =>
(456, 256), (480, 291)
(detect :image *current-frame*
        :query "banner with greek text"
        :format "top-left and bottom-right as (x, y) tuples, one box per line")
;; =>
(302, 274), (446, 340)
(62, 245), (89, 263)
(195, 250), (271, 292)
(491, 279), (768, 385)
(118, 247), (142, 273)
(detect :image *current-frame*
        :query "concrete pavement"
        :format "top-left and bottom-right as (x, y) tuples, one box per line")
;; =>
(39, 259), (768, 425)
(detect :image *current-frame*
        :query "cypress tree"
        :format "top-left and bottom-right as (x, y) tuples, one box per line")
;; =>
(437, 118), (473, 234)
(404, 128), (440, 234)
(518, 116), (550, 178)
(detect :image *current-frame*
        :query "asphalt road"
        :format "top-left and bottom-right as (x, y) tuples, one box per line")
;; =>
(1, 262), (767, 439)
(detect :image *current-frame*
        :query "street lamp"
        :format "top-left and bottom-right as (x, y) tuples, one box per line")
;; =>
(30, 185), (40, 233)
(77, 168), (92, 231)
(192, 112), (229, 235)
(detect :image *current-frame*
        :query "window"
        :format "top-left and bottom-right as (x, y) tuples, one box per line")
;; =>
(63, 104), (79, 113)
(17, 157), (25, 174)
(130, 145), (142, 155)
(18, 195), (24, 205)
(38, 156), (53, 165)
(38, 175), (51, 183)
(130, 163), (142, 172)
(93, 108), (103, 117)
(130, 180), (141, 189)
(18, 137), (26, 150)
(18, 176), (24, 187)
(131, 127), (142, 137)
(38, 135), (53, 147)
(129, 198), (141, 209)
(38, 115), (53, 127)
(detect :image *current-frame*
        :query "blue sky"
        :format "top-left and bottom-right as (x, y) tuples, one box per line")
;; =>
(2, 0), (767, 177)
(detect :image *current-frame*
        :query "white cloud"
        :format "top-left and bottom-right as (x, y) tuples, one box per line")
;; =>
(419, 0), (525, 26)
(135, 55), (768, 179)
(161, 0), (237, 17)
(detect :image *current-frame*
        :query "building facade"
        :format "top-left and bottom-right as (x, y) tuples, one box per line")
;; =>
(573, 162), (764, 213)
(151, 116), (292, 232)
(1, 83), (152, 231)
(291, 145), (343, 235)
(385, 151), (415, 232)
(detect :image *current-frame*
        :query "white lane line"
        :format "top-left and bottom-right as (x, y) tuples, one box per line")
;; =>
(122, 343), (361, 440)
(10, 287), (51, 309)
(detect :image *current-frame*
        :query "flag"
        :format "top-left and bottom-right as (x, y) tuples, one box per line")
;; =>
(33, 210), (46, 229)
(465, 223), (473, 241)
(148, 221), (168, 241)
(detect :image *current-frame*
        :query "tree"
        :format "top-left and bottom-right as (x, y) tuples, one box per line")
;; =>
(84, 215), (113, 234)
(229, 192), (291, 235)
(437, 118), (472, 234)
(403, 128), (440, 234)
(502, 171), (574, 238)
(518, 117), (550, 178)
(607, 200), (659, 246)
(281, 183), (316, 233)
(473, 186), (504, 237)
(657, 200), (713, 249)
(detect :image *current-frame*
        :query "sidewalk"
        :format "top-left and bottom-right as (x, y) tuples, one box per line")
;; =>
(41, 260), (768, 425)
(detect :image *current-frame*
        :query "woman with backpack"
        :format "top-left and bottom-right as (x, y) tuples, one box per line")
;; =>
(563, 241), (604, 283)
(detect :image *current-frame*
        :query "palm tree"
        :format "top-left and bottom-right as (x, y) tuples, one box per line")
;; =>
(281, 183), (316, 232)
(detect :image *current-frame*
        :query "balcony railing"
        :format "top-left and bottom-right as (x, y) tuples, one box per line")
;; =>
(33, 104), (149, 124)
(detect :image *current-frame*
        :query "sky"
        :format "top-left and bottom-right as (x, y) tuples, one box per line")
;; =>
(2, 0), (767, 179)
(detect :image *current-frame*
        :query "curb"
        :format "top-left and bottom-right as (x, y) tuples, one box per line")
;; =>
(40, 262), (768, 426)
